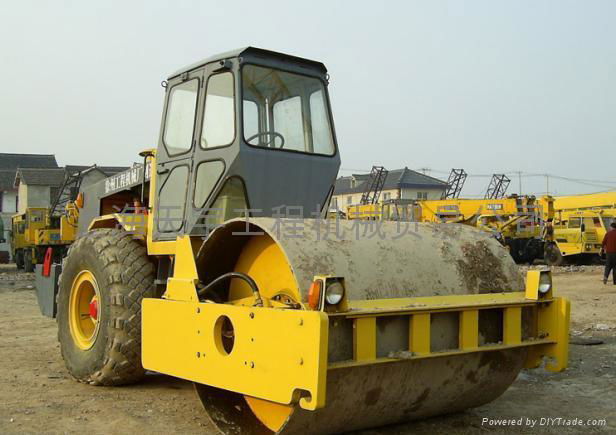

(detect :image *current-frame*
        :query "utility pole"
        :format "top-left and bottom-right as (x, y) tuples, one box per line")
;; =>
(546, 174), (550, 195)
(515, 171), (522, 195)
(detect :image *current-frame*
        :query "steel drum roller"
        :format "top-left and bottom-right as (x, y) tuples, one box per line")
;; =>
(195, 218), (527, 434)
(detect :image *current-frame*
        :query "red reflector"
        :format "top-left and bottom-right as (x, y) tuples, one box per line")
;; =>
(89, 299), (98, 320)
(308, 280), (322, 310)
(42, 248), (53, 277)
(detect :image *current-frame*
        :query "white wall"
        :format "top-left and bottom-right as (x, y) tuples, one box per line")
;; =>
(426, 190), (443, 200)
(379, 189), (399, 201)
(333, 188), (400, 208)
(81, 170), (108, 188)
(399, 188), (444, 200)
(0, 191), (17, 257)
(1, 190), (17, 213)
(333, 187), (445, 209)
(332, 193), (362, 208)
(18, 184), (52, 214)
(17, 183), (27, 214)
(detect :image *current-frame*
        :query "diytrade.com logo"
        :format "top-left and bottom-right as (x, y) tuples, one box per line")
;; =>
(481, 417), (607, 428)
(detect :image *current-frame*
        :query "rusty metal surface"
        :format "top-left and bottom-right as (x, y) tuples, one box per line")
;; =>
(281, 349), (527, 434)
(200, 218), (524, 302)
(197, 349), (527, 435)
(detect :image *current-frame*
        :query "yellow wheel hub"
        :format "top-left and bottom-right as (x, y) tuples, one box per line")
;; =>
(69, 270), (101, 350)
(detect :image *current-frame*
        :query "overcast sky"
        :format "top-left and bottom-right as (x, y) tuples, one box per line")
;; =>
(1, 1), (615, 196)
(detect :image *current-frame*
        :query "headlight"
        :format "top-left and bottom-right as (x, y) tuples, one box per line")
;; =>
(538, 273), (552, 294)
(325, 281), (345, 305)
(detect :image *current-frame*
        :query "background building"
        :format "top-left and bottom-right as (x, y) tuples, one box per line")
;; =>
(332, 167), (448, 209)
(13, 165), (129, 215)
(0, 154), (129, 262)
(0, 153), (59, 259)
(14, 168), (66, 214)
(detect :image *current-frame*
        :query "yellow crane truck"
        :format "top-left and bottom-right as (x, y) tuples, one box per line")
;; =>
(11, 204), (78, 272)
(538, 195), (615, 265)
(11, 208), (45, 270)
(552, 191), (616, 211)
(39, 47), (570, 434)
(346, 198), (416, 221)
(413, 195), (552, 264)
(543, 209), (615, 266)
(11, 167), (95, 271)
(12, 207), (60, 271)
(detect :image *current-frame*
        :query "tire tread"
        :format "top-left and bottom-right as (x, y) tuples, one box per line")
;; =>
(58, 229), (155, 386)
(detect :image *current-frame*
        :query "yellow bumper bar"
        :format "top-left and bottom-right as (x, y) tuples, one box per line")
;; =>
(331, 291), (569, 373)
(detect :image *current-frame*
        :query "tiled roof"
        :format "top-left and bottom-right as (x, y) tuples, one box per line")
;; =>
(0, 153), (58, 170)
(14, 168), (66, 187)
(0, 155), (132, 191)
(12, 165), (132, 189)
(0, 153), (59, 191)
(0, 170), (16, 191)
(334, 167), (447, 195)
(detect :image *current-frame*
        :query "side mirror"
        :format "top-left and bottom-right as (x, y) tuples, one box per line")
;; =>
(580, 223), (586, 232)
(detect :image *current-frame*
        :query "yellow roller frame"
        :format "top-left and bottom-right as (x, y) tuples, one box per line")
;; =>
(140, 218), (570, 415)
(142, 299), (328, 410)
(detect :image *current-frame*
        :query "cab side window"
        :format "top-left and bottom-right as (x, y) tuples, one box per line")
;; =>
(163, 80), (199, 155)
(158, 166), (189, 232)
(201, 72), (235, 148)
(568, 217), (581, 229)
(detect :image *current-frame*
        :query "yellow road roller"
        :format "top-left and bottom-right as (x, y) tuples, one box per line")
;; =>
(55, 47), (570, 434)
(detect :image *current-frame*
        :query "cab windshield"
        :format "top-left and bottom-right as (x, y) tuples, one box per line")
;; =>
(602, 217), (615, 229)
(242, 65), (335, 155)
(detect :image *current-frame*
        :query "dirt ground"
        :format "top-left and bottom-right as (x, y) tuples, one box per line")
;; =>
(0, 264), (614, 434)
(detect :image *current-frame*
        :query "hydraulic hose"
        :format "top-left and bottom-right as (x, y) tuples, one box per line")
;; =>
(197, 272), (263, 307)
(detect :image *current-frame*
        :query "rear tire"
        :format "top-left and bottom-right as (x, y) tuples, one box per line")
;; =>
(15, 249), (24, 270)
(544, 243), (565, 267)
(57, 229), (156, 385)
(23, 249), (34, 272)
(52, 246), (66, 264)
(506, 239), (524, 264)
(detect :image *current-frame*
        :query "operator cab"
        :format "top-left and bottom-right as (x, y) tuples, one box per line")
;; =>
(154, 47), (341, 241)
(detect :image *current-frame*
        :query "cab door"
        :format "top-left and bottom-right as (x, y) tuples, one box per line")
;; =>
(187, 63), (240, 233)
(154, 69), (204, 241)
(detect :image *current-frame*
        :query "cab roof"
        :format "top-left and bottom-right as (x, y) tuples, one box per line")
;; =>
(168, 46), (327, 80)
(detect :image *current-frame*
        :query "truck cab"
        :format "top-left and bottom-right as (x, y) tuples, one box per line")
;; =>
(546, 211), (605, 265)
